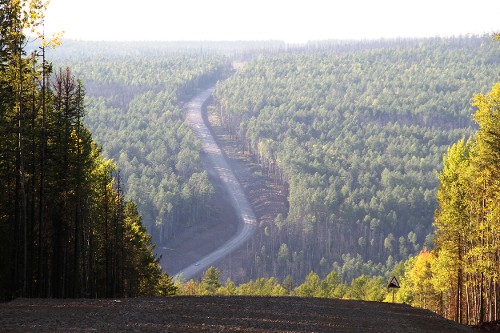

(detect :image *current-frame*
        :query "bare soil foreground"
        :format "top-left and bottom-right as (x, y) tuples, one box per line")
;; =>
(0, 296), (482, 332)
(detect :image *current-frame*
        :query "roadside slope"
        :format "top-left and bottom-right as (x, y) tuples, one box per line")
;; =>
(174, 88), (257, 280)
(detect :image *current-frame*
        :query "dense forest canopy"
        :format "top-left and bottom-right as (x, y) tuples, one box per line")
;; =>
(213, 36), (500, 282)
(46, 37), (500, 286)
(179, 73), (500, 322)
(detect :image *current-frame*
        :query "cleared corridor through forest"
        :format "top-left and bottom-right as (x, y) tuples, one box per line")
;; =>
(175, 87), (257, 280)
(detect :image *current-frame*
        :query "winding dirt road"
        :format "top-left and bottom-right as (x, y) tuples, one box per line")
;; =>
(175, 88), (257, 280)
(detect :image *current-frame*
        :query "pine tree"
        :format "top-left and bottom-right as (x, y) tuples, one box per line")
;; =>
(431, 82), (500, 324)
(201, 266), (222, 295)
(433, 139), (471, 323)
(467, 83), (500, 324)
(0, 1), (176, 300)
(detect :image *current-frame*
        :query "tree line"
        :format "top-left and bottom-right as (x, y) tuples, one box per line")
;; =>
(0, 0), (174, 300)
(175, 265), (395, 302)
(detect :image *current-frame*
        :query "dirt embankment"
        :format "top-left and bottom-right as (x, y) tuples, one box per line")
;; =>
(0, 296), (478, 333)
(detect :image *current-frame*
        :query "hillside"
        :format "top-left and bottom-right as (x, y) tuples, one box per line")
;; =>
(48, 44), (230, 240)
(0, 297), (475, 332)
(213, 36), (500, 282)
(47, 37), (500, 288)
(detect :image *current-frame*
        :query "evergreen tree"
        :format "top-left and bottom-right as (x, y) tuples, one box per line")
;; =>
(0, 1), (175, 300)
(413, 82), (500, 324)
(201, 266), (222, 295)
(433, 139), (470, 323)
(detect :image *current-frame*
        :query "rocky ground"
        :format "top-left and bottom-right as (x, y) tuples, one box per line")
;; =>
(0, 296), (480, 332)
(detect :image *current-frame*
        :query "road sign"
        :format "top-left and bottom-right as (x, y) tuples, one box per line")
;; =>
(388, 276), (400, 289)
(388, 276), (400, 303)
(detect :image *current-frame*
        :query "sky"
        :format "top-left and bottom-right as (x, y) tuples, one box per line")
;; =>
(43, 0), (500, 44)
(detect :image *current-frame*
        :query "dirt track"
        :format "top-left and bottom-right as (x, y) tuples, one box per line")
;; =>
(178, 88), (257, 280)
(160, 89), (287, 282)
(0, 296), (476, 332)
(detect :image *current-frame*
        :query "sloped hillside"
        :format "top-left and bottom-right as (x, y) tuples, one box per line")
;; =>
(213, 36), (500, 282)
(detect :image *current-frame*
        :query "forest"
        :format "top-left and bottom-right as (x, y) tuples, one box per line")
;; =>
(2, 0), (500, 327)
(48, 43), (232, 243)
(176, 76), (500, 325)
(410, 80), (500, 325)
(48, 36), (500, 292)
(212, 36), (500, 284)
(0, 0), (174, 300)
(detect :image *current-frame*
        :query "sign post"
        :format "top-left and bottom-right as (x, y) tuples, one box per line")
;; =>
(387, 276), (400, 303)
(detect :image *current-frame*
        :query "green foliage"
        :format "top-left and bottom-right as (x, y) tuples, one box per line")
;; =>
(47, 44), (229, 242)
(345, 275), (386, 301)
(176, 267), (386, 302)
(122, 201), (177, 296)
(294, 271), (322, 297)
(321, 271), (346, 298)
(0, 7), (174, 299)
(237, 277), (287, 296)
(201, 266), (222, 295)
(213, 36), (500, 283)
(282, 274), (295, 293)
(401, 82), (500, 325)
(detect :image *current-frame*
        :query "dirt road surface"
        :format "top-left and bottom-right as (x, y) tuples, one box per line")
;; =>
(174, 88), (257, 280)
(158, 87), (287, 283)
(0, 296), (478, 332)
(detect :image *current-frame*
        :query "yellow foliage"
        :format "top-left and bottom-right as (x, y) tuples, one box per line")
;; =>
(399, 250), (441, 311)
(40, 30), (65, 49)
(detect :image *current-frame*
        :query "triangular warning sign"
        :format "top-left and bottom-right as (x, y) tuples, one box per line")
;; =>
(388, 276), (400, 288)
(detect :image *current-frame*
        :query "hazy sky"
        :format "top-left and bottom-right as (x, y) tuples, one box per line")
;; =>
(44, 0), (500, 43)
